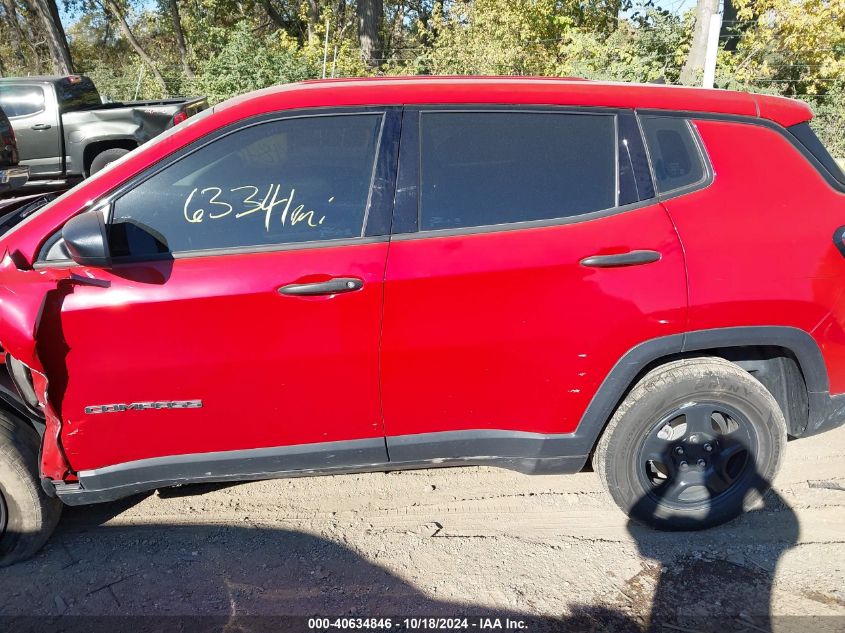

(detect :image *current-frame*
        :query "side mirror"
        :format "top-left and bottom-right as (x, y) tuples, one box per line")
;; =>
(62, 209), (111, 267)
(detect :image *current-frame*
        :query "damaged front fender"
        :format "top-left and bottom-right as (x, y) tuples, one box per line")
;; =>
(0, 250), (74, 480)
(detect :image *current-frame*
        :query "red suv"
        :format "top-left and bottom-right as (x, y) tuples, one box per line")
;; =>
(1, 77), (844, 565)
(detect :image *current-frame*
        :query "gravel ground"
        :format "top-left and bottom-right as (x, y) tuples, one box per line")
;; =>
(1, 425), (843, 632)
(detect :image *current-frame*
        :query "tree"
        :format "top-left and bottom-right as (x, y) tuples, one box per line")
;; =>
(23, 0), (74, 73)
(195, 20), (316, 102)
(357, 0), (383, 67)
(726, 0), (845, 94)
(719, 0), (741, 52)
(1, 0), (27, 67)
(259, 0), (288, 30)
(100, 0), (168, 93)
(306, 0), (319, 43)
(166, 0), (193, 78)
(679, 0), (719, 85)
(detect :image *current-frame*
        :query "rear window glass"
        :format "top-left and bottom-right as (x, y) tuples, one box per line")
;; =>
(640, 117), (707, 194)
(788, 122), (845, 187)
(56, 76), (101, 111)
(0, 85), (46, 118)
(419, 111), (617, 231)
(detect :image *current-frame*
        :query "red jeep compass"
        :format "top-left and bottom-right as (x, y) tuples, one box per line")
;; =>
(0, 77), (844, 565)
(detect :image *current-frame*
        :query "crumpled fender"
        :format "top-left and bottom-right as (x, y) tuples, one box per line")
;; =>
(0, 253), (55, 371)
(0, 250), (74, 479)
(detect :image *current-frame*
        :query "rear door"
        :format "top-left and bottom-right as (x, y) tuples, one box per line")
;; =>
(0, 82), (63, 176)
(35, 108), (399, 473)
(381, 107), (688, 461)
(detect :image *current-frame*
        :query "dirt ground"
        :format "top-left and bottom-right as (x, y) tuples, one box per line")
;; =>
(1, 425), (844, 632)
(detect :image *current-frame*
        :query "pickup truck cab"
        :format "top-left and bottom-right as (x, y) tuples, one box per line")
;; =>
(0, 75), (207, 180)
(0, 77), (844, 566)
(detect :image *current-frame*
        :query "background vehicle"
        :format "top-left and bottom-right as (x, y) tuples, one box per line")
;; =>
(0, 75), (207, 180)
(0, 105), (29, 195)
(0, 77), (844, 566)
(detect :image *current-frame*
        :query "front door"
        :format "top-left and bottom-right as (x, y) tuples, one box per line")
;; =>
(0, 82), (63, 176)
(37, 109), (397, 473)
(381, 108), (688, 459)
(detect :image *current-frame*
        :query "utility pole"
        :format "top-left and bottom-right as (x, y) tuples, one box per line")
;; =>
(322, 18), (330, 79)
(702, 12), (722, 88)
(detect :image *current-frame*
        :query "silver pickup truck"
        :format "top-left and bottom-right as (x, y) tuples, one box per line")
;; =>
(0, 75), (207, 180)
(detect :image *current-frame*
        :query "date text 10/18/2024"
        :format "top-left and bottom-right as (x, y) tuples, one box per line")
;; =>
(307, 617), (530, 631)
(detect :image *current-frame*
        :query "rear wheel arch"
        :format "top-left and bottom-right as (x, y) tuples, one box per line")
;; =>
(83, 139), (137, 176)
(576, 326), (828, 458)
(592, 356), (788, 529)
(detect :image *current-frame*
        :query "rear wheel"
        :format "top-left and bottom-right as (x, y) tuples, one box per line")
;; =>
(0, 411), (62, 566)
(88, 147), (131, 176)
(593, 357), (787, 530)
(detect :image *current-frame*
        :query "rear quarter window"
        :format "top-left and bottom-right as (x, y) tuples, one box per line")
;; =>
(788, 122), (845, 188)
(639, 116), (707, 195)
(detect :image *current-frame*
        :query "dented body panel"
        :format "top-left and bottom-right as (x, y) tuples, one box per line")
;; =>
(0, 252), (74, 479)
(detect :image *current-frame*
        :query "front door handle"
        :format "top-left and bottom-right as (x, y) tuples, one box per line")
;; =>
(278, 277), (364, 296)
(30, 123), (52, 131)
(580, 250), (662, 268)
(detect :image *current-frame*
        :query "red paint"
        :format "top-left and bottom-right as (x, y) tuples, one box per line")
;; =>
(380, 204), (686, 436)
(54, 245), (388, 470)
(0, 76), (839, 483)
(667, 119), (845, 392)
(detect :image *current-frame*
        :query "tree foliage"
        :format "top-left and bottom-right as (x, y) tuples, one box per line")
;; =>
(193, 21), (316, 103)
(0, 0), (841, 153)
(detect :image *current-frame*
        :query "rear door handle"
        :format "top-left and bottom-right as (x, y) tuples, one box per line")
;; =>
(580, 250), (662, 268)
(278, 277), (364, 296)
(30, 124), (51, 131)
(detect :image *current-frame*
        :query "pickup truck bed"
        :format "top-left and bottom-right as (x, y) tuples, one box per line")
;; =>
(0, 75), (207, 180)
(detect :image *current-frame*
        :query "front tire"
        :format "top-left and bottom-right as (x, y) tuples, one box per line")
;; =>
(0, 411), (62, 566)
(593, 357), (787, 530)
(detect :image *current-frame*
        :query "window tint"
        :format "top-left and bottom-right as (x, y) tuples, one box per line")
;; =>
(110, 114), (383, 257)
(640, 116), (706, 194)
(419, 112), (617, 231)
(56, 76), (101, 112)
(0, 86), (46, 118)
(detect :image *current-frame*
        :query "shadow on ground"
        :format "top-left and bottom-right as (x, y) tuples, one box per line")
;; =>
(0, 471), (831, 633)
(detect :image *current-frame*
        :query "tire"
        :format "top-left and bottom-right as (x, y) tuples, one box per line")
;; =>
(0, 411), (62, 566)
(88, 147), (131, 176)
(593, 357), (787, 531)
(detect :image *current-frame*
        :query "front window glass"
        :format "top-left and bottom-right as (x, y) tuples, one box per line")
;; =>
(0, 86), (46, 118)
(109, 114), (383, 257)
